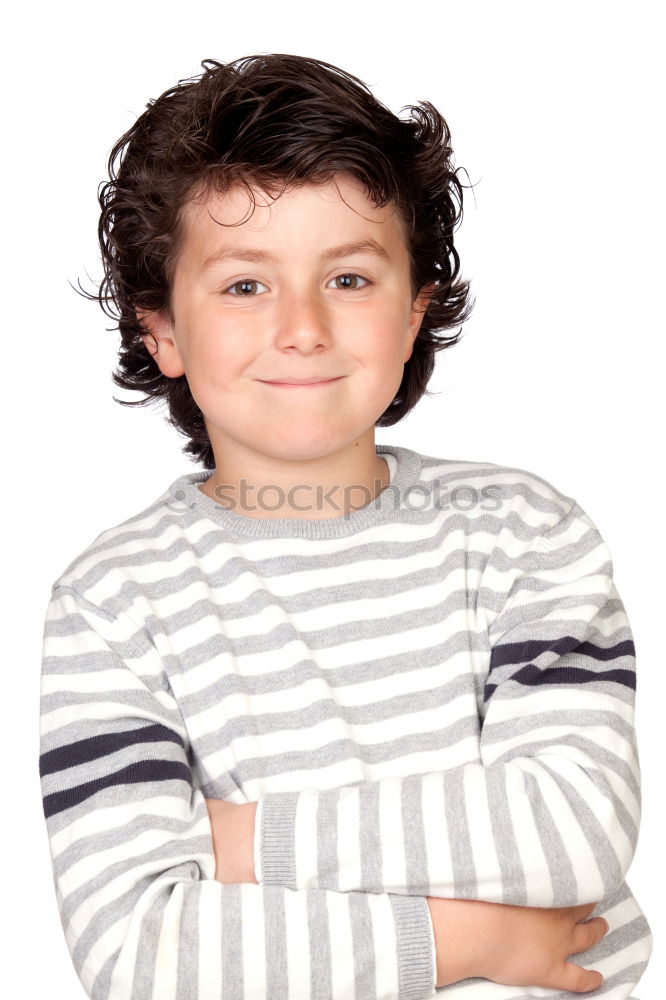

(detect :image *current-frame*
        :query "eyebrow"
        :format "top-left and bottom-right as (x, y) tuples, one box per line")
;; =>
(200, 238), (392, 271)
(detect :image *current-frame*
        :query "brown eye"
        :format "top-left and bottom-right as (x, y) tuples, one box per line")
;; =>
(225, 279), (268, 296)
(330, 273), (371, 290)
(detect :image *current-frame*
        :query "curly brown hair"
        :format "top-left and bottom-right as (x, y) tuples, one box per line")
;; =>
(80, 53), (476, 470)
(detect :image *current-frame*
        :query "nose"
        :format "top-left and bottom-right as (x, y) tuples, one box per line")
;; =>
(274, 285), (332, 351)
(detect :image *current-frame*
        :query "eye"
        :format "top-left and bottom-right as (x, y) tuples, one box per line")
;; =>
(328, 273), (371, 290)
(224, 279), (269, 297)
(222, 273), (372, 296)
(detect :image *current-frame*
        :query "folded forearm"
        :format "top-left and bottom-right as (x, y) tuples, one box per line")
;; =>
(206, 798), (259, 884)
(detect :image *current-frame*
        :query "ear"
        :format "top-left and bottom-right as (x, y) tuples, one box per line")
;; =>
(137, 308), (187, 379)
(404, 282), (436, 363)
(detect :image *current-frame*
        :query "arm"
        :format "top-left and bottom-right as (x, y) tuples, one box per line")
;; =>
(39, 585), (436, 1000)
(205, 806), (609, 992)
(426, 896), (607, 992)
(204, 797), (258, 884)
(252, 501), (640, 907)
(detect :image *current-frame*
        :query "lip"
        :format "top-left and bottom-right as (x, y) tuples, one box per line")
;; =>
(259, 377), (344, 387)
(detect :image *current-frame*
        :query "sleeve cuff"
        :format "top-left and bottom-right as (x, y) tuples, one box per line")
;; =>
(256, 790), (300, 888)
(390, 894), (438, 999)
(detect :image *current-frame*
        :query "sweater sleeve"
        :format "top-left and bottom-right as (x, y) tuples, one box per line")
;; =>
(39, 585), (436, 1000)
(255, 500), (640, 908)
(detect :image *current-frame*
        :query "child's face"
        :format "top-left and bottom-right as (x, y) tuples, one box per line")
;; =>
(141, 171), (432, 482)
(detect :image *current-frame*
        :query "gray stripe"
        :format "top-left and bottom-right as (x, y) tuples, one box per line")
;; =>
(443, 768), (477, 896)
(307, 888), (333, 1000)
(359, 780), (382, 892)
(350, 892), (377, 998)
(131, 886), (167, 1000)
(524, 769), (577, 906)
(485, 764), (528, 905)
(401, 775), (429, 893)
(262, 885), (288, 997)
(221, 883), (244, 1000)
(176, 885), (200, 1000)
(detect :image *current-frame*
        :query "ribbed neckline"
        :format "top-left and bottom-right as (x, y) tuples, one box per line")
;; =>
(166, 444), (423, 539)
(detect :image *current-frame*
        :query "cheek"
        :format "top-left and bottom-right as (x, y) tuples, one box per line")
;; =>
(349, 304), (394, 345)
(364, 317), (411, 367)
(185, 319), (252, 376)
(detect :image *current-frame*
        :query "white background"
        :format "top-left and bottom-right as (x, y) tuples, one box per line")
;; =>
(3, 1), (662, 996)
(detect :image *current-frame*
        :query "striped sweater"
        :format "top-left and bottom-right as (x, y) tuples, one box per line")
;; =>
(39, 444), (653, 1000)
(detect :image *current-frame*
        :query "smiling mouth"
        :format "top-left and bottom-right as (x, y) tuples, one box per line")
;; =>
(260, 377), (344, 388)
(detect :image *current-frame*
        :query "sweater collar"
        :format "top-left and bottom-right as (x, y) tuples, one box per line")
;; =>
(166, 444), (423, 539)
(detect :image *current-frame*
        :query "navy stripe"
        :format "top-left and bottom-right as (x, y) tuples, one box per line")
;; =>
(39, 723), (185, 777)
(484, 665), (636, 702)
(489, 636), (636, 673)
(42, 758), (193, 819)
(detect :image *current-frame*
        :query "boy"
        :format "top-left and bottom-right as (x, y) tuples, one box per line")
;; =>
(39, 53), (651, 999)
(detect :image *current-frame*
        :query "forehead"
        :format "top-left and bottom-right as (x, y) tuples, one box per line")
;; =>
(178, 172), (409, 266)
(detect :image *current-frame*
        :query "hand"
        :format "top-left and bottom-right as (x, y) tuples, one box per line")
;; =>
(204, 798), (258, 885)
(426, 896), (608, 993)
